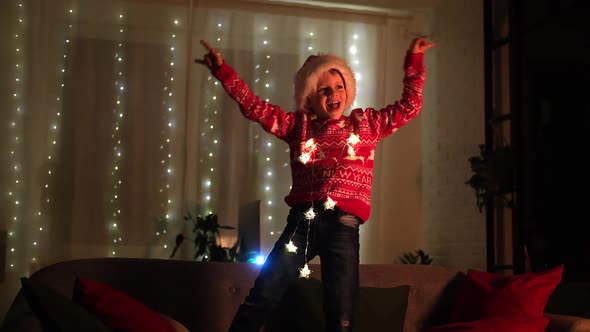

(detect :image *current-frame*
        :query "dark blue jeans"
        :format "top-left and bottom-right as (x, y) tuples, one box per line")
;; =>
(228, 202), (361, 332)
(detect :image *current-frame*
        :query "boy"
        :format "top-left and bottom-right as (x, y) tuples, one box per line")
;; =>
(196, 36), (434, 332)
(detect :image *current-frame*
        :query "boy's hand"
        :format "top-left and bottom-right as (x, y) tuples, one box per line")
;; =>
(195, 40), (224, 70)
(409, 36), (435, 53)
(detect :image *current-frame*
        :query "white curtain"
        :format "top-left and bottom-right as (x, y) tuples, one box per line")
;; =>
(0, 0), (414, 307)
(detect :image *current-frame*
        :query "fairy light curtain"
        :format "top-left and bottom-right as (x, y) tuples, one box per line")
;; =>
(0, 0), (191, 287)
(0, 0), (409, 302)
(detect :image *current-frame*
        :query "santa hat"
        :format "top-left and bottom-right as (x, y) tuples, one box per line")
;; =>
(294, 54), (357, 113)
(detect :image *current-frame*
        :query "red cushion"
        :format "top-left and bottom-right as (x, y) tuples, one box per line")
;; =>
(422, 315), (550, 332)
(449, 265), (564, 322)
(72, 276), (176, 332)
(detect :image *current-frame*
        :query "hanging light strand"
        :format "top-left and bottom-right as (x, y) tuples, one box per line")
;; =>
(155, 18), (182, 252)
(200, 18), (227, 216)
(107, 11), (127, 257)
(6, 0), (27, 274)
(257, 24), (281, 246)
(31, 6), (75, 270)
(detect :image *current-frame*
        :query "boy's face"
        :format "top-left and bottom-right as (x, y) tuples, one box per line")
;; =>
(309, 70), (347, 119)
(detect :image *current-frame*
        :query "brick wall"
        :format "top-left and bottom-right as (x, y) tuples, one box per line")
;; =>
(422, 0), (486, 269)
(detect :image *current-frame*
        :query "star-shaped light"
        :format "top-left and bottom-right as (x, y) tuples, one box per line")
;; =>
(304, 207), (316, 220)
(345, 133), (360, 159)
(299, 152), (311, 164)
(299, 139), (318, 164)
(347, 133), (360, 145)
(285, 240), (298, 253)
(299, 263), (311, 279)
(347, 146), (357, 159)
(324, 196), (337, 210)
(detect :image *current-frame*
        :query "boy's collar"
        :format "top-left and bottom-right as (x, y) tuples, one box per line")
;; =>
(311, 115), (347, 128)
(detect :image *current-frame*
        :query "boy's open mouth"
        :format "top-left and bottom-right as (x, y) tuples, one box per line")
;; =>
(327, 101), (340, 110)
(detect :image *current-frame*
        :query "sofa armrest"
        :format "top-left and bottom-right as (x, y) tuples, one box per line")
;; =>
(0, 312), (42, 332)
(547, 314), (590, 332)
(161, 314), (190, 332)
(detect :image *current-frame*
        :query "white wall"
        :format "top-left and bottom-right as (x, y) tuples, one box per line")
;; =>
(421, 0), (486, 269)
(361, 0), (487, 269)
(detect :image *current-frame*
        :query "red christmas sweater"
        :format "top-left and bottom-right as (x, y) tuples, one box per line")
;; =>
(213, 52), (425, 222)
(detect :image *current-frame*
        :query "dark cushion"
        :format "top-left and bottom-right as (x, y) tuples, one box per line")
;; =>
(265, 277), (410, 332)
(20, 277), (113, 332)
(356, 283), (410, 332)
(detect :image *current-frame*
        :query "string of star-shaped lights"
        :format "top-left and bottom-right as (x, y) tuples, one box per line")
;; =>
(286, 133), (361, 279)
(299, 206), (315, 279)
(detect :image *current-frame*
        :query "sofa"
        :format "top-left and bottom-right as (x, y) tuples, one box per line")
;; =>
(1, 257), (590, 332)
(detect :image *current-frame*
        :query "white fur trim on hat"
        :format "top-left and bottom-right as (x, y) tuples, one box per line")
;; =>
(294, 54), (357, 113)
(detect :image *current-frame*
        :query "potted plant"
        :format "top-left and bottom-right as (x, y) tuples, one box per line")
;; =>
(169, 211), (255, 262)
(396, 249), (433, 265)
(465, 144), (515, 212)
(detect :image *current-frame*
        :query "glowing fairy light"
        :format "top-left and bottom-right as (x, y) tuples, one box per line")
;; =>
(299, 263), (311, 279)
(285, 240), (298, 253)
(299, 138), (317, 164)
(347, 133), (360, 145)
(345, 133), (360, 160)
(305, 30), (316, 56)
(299, 152), (311, 164)
(324, 196), (337, 210)
(347, 146), (357, 159)
(304, 207), (316, 221)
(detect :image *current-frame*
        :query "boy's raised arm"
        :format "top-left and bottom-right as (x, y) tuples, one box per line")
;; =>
(194, 40), (296, 140)
(369, 36), (434, 139)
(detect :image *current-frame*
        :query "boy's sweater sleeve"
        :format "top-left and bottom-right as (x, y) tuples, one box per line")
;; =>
(212, 62), (296, 140)
(367, 52), (425, 139)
